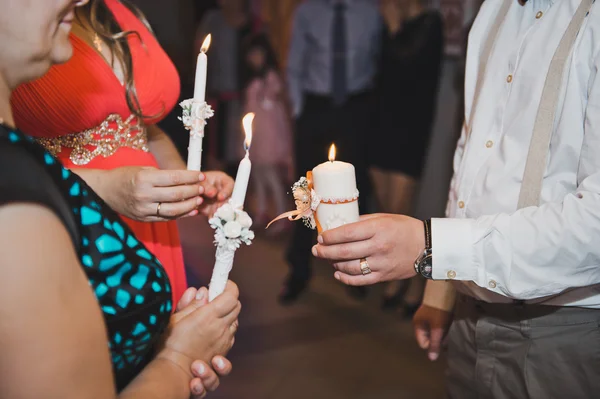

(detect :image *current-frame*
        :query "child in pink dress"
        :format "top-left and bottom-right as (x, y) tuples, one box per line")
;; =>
(242, 34), (293, 228)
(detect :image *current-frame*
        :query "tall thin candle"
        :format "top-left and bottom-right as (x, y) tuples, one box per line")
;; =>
(230, 113), (255, 208)
(187, 34), (212, 171)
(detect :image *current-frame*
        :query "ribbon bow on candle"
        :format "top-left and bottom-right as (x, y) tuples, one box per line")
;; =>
(267, 171), (359, 233)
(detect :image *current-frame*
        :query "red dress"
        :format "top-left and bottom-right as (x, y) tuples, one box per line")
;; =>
(11, 0), (187, 304)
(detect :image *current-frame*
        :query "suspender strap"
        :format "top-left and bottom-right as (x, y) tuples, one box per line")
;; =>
(466, 0), (512, 137)
(517, 0), (594, 208)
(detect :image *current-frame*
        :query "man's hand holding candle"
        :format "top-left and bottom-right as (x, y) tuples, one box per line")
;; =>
(312, 214), (425, 285)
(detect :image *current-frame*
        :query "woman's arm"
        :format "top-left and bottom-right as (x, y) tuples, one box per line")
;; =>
(0, 204), (196, 399)
(146, 124), (187, 170)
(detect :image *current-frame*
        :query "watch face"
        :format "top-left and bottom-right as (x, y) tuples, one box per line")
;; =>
(420, 253), (433, 279)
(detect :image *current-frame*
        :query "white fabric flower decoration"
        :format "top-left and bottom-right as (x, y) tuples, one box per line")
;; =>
(223, 221), (242, 238)
(215, 203), (235, 222)
(236, 210), (253, 229)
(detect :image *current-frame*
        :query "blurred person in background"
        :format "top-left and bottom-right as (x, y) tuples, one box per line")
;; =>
(241, 34), (294, 230)
(0, 0), (241, 396)
(280, 0), (382, 304)
(196, 0), (254, 176)
(371, 0), (443, 316)
(11, 0), (235, 305)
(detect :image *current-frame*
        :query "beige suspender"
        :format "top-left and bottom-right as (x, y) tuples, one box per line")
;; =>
(466, 0), (512, 138)
(469, 0), (594, 209)
(517, 0), (593, 208)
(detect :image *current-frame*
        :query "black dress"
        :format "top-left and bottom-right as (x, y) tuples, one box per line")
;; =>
(0, 125), (172, 391)
(370, 11), (444, 178)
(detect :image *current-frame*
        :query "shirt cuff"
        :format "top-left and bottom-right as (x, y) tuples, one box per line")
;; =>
(430, 218), (478, 282)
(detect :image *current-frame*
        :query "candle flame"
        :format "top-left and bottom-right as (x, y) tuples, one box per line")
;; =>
(242, 113), (255, 151)
(201, 34), (212, 53)
(328, 143), (336, 162)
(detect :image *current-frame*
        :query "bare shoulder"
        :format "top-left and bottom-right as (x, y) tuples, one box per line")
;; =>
(0, 203), (116, 398)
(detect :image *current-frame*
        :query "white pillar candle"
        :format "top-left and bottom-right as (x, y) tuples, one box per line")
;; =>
(230, 113), (255, 208)
(311, 144), (360, 231)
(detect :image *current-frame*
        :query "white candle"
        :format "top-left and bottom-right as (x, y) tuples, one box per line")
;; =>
(193, 34), (211, 102)
(187, 34), (212, 172)
(230, 113), (254, 208)
(311, 144), (360, 231)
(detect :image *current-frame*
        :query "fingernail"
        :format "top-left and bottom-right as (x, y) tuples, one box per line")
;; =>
(312, 246), (317, 257)
(197, 197), (204, 205)
(196, 289), (205, 301)
(216, 357), (226, 369)
(199, 173), (206, 181)
(428, 352), (439, 361)
(195, 362), (206, 375)
(199, 185), (205, 194)
(193, 384), (204, 395)
(317, 235), (323, 244)
(334, 272), (341, 281)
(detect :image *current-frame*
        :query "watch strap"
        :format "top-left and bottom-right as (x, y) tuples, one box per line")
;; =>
(424, 219), (432, 250)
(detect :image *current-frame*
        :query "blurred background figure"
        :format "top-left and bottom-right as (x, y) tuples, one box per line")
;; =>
(197, 0), (255, 176)
(241, 34), (294, 230)
(370, 0), (443, 316)
(280, 0), (382, 304)
(259, 0), (304, 68)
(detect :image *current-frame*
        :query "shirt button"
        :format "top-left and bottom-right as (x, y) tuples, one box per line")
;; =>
(447, 270), (457, 279)
(458, 201), (465, 209)
(536, 11), (543, 19)
(507, 74), (513, 83)
(486, 140), (494, 148)
(489, 280), (497, 289)
(577, 193), (584, 199)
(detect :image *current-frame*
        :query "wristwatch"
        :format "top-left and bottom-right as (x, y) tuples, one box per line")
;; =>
(414, 219), (433, 279)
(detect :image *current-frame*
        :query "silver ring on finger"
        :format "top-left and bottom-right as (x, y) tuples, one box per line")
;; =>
(360, 258), (372, 275)
(156, 202), (162, 217)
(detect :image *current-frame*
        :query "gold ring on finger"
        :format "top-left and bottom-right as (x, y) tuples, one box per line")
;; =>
(360, 258), (372, 275)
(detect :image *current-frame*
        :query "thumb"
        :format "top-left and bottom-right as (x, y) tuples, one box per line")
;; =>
(176, 287), (198, 312)
(427, 327), (444, 362)
(172, 290), (210, 322)
(413, 320), (430, 350)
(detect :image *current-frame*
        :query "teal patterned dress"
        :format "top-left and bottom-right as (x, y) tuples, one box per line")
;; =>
(0, 125), (173, 391)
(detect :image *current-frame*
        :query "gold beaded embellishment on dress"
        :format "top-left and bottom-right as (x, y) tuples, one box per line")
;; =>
(37, 114), (149, 166)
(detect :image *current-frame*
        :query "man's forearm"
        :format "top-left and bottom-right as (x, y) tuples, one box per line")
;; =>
(422, 280), (457, 312)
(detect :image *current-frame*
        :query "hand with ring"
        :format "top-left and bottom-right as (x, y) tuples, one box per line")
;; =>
(312, 214), (424, 286)
(95, 166), (206, 222)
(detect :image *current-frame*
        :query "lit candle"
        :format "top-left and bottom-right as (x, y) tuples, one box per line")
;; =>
(194, 34), (211, 102)
(187, 34), (212, 172)
(230, 113), (254, 209)
(311, 144), (360, 231)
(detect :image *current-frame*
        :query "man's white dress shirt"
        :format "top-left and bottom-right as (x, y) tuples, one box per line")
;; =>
(432, 0), (600, 308)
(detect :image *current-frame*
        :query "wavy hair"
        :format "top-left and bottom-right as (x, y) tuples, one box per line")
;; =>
(77, 0), (159, 119)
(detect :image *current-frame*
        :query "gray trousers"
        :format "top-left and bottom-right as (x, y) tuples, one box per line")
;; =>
(446, 295), (600, 399)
